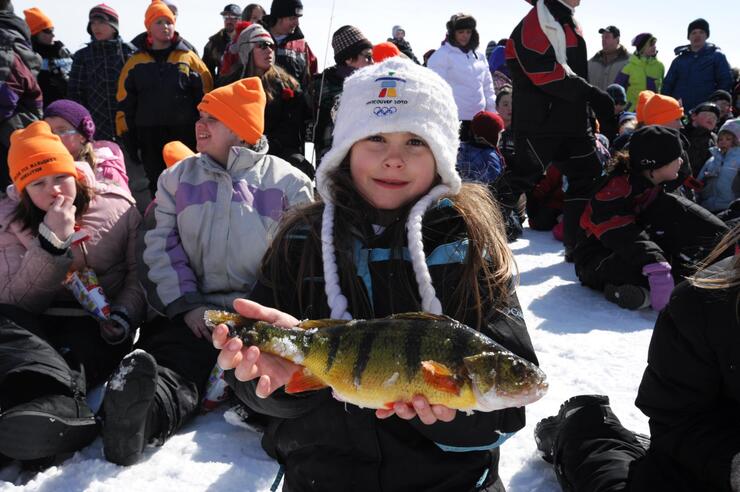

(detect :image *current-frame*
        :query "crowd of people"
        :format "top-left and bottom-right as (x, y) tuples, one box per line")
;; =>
(0, 0), (739, 490)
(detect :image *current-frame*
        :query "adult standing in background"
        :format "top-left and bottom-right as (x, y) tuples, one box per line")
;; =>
(263, 0), (316, 92)
(23, 7), (72, 107)
(202, 4), (241, 79)
(663, 18), (732, 113)
(242, 4), (265, 23)
(116, 0), (212, 196)
(504, 0), (614, 254)
(68, 4), (135, 143)
(587, 25), (629, 91)
(427, 13), (496, 142)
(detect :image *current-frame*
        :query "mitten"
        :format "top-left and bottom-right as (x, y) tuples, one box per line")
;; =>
(642, 262), (674, 311)
(588, 85), (615, 127)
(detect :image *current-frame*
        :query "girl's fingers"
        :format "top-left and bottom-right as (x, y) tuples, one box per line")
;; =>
(212, 324), (230, 349)
(233, 298), (299, 328)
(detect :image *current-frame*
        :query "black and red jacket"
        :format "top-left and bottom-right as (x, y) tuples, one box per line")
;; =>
(505, 0), (592, 136)
(580, 172), (667, 267)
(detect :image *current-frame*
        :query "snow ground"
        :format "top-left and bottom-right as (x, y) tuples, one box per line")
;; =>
(0, 228), (657, 492)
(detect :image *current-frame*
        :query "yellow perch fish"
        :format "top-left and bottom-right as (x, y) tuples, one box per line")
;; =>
(205, 311), (547, 412)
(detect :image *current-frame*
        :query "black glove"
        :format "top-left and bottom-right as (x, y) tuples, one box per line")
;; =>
(587, 85), (615, 128)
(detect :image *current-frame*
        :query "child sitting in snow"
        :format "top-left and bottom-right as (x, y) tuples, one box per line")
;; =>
(456, 110), (505, 187)
(697, 118), (740, 213)
(573, 125), (729, 311)
(212, 58), (539, 492)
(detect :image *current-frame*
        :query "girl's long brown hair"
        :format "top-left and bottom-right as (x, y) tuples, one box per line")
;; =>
(260, 159), (516, 325)
(9, 179), (93, 233)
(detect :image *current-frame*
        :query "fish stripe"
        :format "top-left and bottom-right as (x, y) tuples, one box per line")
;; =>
(324, 329), (342, 372)
(352, 325), (380, 386)
(404, 323), (423, 381)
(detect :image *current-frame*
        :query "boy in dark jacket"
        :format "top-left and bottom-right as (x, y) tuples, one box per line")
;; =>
(68, 4), (135, 142)
(683, 102), (719, 176)
(23, 7), (71, 106)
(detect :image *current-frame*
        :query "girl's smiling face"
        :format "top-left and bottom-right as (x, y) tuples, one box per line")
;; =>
(349, 132), (437, 210)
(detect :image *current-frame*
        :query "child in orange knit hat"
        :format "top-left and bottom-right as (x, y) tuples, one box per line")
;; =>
(0, 120), (145, 463)
(24, 7), (73, 106)
(100, 77), (313, 467)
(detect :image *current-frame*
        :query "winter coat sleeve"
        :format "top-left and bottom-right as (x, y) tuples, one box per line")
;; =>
(662, 59), (678, 99)
(714, 52), (733, 93)
(109, 205), (146, 328)
(141, 168), (204, 319)
(0, 226), (74, 311)
(482, 61), (497, 113)
(426, 48), (448, 81)
(115, 56), (138, 142)
(635, 280), (740, 492)
(583, 177), (667, 267)
(67, 48), (87, 107)
(0, 54), (42, 147)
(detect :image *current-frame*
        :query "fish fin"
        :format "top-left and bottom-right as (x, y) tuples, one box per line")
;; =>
(297, 319), (348, 330)
(203, 310), (253, 329)
(383, 402), (395, 410)
(285, 368), (329, 394)
(421, 360), (461, 396)
(387, 312), (456, 323)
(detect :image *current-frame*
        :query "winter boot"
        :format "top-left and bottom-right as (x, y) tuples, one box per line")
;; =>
(102, 349), (158, 466)
(604, 284), (651, 310)
(534, 394), (610, 463)
(0, 394), (98, 461)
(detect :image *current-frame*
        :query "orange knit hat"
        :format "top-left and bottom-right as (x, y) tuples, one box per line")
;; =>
(197, 77), (266, 145)
(636, 90), (684, 126)
(145, 0), (176, 31)
(23, 7), (54, 36)
(8, 121), (77, 194)
(372, 42), (402, 63)
(162, 141), (194, 168)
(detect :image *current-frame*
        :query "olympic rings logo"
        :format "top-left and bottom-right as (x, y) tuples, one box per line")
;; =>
(373, 106), (397, 117)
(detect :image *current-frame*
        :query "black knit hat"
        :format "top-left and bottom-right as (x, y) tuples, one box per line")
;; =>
(270, 0), (303, 19)
(709, 90), (732, 104)
(87, 3), (119, 36)
(691, 102), (721, 119)
(629, 126), (683, 170)
(687, 18), (709, 38)
(332, 25), (372, 65)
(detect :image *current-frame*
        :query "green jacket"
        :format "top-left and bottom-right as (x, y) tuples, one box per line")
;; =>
(615, 54), (665, 111)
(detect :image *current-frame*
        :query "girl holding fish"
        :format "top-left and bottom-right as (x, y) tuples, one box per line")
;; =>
(0, 121), (144, 463)
(214, 58), (541, 492)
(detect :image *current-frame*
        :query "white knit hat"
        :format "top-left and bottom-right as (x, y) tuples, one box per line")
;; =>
(237, 23), (274, 66)
(316, 57), (462, 320)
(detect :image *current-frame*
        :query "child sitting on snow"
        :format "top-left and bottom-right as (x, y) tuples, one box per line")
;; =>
(697, 118), (740, 213)
(456, 110), (505, 187)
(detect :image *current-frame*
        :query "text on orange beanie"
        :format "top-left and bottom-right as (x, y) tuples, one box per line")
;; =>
(197, 77), (266, 145)
(145, 0), (176, 31)
(163, 141), (195, 168)
(23, 7), (54, 36)
(636, 90), (684, 126)
(372, 42), (401, 63)
(8, 121), (77, 194)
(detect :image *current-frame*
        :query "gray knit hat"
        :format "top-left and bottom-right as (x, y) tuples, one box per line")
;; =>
(237, 23), (274, 66)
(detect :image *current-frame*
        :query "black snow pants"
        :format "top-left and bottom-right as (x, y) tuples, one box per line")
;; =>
(0, 304), (129, 409)
(554, 403), (711, 492)
(502, 134), (603, 249)
(574, 192), (730, 291)
(136, 124), (196, 196)
(135, 316), (219, 441)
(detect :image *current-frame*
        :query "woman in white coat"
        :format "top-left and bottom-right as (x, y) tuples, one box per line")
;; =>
(427, 13), (496, 142)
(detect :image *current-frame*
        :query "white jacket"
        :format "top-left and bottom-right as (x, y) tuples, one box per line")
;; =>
(427, 42), (496, 121)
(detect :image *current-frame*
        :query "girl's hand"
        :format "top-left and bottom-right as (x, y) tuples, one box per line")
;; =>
(184, 306), (212, 340)
(99, 318), (128, 345)
(43, 195), (76, 239)
(213, 298), (302, 398)
(376, 395), (457, 425)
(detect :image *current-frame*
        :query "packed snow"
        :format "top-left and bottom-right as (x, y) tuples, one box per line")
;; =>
(0, 228), (656, 492)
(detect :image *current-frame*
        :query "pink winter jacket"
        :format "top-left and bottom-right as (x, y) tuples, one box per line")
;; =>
(0, 162), (145, 327)
(93, 140), (130, 191)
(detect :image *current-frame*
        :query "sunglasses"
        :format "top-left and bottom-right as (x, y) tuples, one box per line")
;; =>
(41, 28), (54, 35)
(222, 14), (240, 21)
(253, 41), (275, 50)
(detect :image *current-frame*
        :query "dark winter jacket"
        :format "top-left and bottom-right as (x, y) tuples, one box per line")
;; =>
(456, 142), (505, 185)
(387, 37), (419, 64)
(264, 78), (310, 171)
(635, 258), (740, 492)
(202, 29), (230, 78)
(0, 8), (41, 76)
(227, 200), (538, 492)
(580, 173), (666, 268)
(663, 44), (733, 113)
(68, 37), (135, 142)
(272, 26), (317, 92)
(682, 124), (717, 177)
(31, 39), (71, 106)
(311, 64), (354, 161)
(505, 0), (594, 136)
(115, 37), (213, 147)
(130, 31), (198, 55)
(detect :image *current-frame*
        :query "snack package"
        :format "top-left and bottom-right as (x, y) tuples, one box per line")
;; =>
(202, 365), (231, 412)
(64, 267), (111, 321)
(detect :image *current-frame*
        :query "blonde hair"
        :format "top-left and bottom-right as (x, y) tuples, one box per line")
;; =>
(689, 223), (740, 290)
(78, 141), (96, 171)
